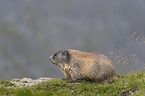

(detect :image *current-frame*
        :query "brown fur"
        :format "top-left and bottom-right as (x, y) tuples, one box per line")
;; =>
(49, 49), (118, 83)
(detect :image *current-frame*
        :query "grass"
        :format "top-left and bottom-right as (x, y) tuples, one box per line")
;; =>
(0, 71), (145, 96)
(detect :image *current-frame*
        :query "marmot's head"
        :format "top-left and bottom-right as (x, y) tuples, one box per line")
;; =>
(49, 50), (70, 66)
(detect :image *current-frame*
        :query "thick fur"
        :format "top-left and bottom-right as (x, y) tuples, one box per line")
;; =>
(49, 49), (118, 83)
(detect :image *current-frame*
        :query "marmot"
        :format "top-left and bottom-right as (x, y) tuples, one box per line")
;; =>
(49, 49), (118, 83)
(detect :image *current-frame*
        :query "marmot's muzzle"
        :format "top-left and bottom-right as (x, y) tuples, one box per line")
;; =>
(49, 55), (54, 63)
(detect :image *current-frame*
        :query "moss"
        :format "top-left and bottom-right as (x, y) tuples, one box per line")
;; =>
(0, 72), (145, 95)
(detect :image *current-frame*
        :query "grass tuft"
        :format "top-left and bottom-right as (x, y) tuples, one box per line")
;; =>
(0, 71), (145, 95)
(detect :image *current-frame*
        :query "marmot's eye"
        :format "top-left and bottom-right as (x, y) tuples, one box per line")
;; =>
(54, 53), (57, 57)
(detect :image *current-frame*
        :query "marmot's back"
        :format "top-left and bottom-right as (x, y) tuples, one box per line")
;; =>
(49, 49), (118, 83)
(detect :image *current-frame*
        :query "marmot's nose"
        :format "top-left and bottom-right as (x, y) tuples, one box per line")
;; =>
(49, 55), (52, 61)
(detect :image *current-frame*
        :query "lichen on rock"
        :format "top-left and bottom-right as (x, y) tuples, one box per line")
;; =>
(10, 77), (53, 87)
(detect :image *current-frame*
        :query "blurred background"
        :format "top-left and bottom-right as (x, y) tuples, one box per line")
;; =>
(0, 0), (145, 80)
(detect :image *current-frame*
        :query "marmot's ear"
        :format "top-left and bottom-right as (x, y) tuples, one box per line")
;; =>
(62, 51), (67, 56)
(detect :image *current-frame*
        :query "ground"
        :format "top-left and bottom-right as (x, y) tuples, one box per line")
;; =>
(0, 71), (145, 96)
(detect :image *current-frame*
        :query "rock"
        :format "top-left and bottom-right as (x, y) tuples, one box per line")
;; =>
(10, 77), (53, 87)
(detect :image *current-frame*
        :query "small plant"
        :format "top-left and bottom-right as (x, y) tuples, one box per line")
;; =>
(0, 80), (15, 87)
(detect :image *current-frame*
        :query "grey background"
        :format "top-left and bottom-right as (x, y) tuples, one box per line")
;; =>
(0, 0), (145, 80)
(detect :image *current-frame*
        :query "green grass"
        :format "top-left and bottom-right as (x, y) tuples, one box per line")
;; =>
(0, 72), (145, 96)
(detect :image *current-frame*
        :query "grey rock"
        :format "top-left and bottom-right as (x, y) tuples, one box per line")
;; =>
(11, 77), (54, 87)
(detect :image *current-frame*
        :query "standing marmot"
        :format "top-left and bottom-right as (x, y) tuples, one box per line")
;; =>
(49, 49), (118, 83)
